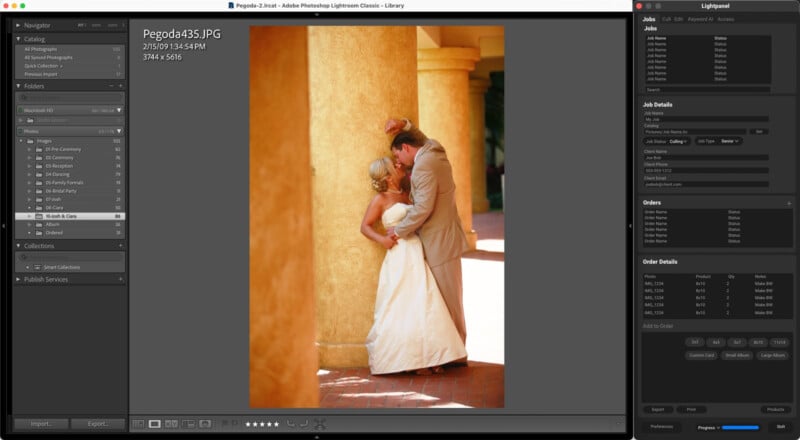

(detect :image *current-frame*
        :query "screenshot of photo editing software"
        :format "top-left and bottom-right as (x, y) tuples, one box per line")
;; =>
(0, 0), (798, 438)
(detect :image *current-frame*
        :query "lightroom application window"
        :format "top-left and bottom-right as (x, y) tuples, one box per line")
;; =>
(0, 0), (794, 438)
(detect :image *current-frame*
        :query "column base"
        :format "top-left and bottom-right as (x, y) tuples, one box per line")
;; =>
(318, 342), (369, 369)
(472, 198), (490, 213)
(465, 229), (478, 251)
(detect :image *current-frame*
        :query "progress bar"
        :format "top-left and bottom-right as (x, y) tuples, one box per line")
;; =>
(721, 425), (760, 431)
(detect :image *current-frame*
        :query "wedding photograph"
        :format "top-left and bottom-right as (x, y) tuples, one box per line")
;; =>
(248, 25), (505, 409)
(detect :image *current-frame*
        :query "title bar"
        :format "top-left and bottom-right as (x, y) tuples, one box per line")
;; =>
(0, 0), (631, 12)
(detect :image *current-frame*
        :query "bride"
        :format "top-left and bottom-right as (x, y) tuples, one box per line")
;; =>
(360, 157), (467, 375)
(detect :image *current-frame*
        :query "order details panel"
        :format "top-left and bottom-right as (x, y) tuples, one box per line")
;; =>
(634, 1), (798, 439)
(9, 18), (129, 433)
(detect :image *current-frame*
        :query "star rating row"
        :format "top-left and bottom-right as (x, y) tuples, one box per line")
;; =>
(245, 421), (280, 428)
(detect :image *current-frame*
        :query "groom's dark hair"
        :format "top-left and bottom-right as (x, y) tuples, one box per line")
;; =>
(390, 129), (427, 150)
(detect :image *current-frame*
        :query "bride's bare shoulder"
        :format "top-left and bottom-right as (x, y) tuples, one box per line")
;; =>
(369, 192), (391, 211)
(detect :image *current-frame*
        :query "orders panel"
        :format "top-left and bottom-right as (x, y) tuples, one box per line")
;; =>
(634, 1), (799, 439)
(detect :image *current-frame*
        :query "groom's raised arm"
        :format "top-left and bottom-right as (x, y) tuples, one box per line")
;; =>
(394, 165), (436, 238)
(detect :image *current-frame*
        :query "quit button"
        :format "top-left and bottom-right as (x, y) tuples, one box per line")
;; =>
(769, 422), (792, 433)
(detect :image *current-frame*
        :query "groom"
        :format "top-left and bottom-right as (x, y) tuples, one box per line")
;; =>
(385, 118), (470, 362)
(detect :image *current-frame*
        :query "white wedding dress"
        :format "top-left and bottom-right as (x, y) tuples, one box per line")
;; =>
(366, 203), (467, 374)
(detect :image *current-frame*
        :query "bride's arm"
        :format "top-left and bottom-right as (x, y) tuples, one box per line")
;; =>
(360, 195), (396, 250)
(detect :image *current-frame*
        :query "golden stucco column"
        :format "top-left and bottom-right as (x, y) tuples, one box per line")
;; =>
(469, 78), (491, 213)
(308, 26), (418, 368)
(418, 47), (481, 249)
(250, 27), (318, 407)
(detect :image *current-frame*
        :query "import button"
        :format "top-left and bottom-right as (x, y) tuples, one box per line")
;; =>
(14, 418), (69, 431)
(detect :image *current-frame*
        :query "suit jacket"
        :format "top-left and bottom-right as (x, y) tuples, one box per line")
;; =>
(394, 139), (470, 267)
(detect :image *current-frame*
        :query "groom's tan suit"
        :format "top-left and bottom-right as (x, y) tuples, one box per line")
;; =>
(394, 139), (470, 344)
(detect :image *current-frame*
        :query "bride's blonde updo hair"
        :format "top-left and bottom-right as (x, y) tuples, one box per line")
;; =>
(369, 157), (394, 193)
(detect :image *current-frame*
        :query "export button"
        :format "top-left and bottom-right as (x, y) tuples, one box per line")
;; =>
(644, 406), (674, 414)
(71, 418), (126, 431)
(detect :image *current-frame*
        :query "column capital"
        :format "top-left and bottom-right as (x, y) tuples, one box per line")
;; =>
(418, 47), (481, 72)
(469, 77), (491, 95)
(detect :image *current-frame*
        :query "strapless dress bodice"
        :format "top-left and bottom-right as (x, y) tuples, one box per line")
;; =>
(382, 203), (410, 228)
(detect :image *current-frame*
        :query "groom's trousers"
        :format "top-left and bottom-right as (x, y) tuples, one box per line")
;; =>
(430, 258), (467, 345)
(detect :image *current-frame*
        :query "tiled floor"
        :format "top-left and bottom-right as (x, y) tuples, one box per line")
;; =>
(318, 361), (504, 409)
(319, 211), (505, 409)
